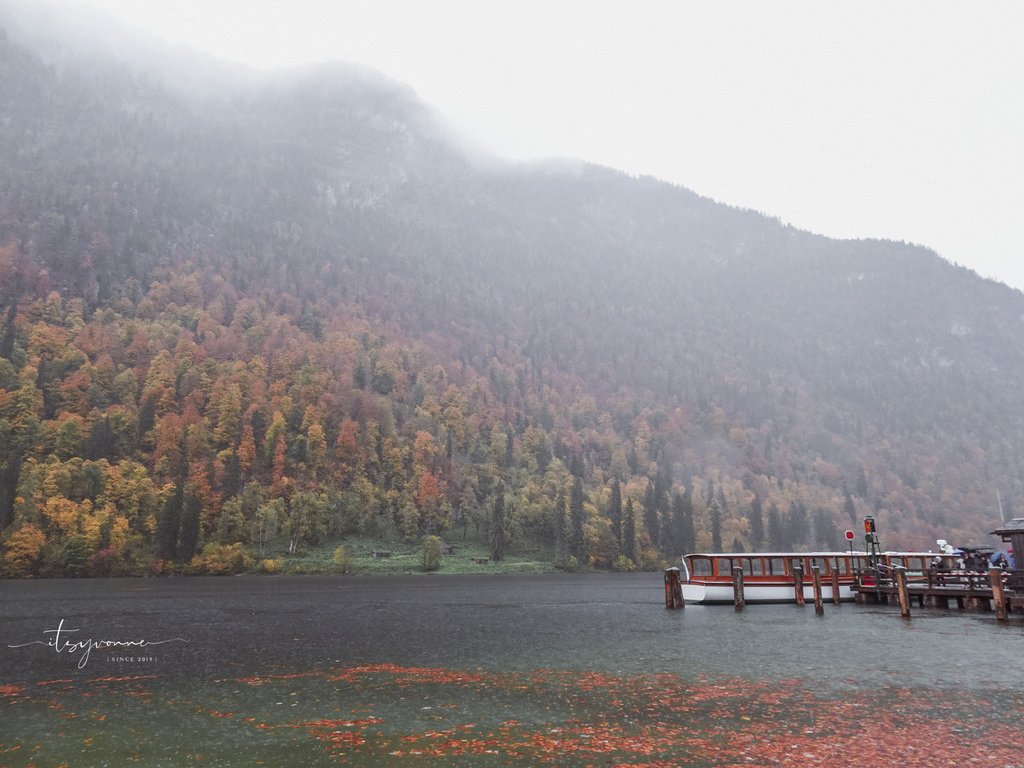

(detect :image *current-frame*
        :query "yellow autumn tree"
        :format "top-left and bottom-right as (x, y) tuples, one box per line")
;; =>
(2, 523), (47, 577)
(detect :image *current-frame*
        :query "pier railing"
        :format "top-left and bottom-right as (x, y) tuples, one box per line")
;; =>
(853, 564), (1019, 619)
(861, 564), (1010, 591)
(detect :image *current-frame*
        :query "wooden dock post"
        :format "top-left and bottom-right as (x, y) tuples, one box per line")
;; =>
(664, 567), (684, 609)
(792, 563), (805, 606)
(893, 566), (911, 618)
(732, 566), (745, 611)
(989, 567), (1008, 621)
(831, 557), (841, 605)
(811, 565), (824, 615)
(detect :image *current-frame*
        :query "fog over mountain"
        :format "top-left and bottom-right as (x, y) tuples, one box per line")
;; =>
(1, 3), (1022, 577)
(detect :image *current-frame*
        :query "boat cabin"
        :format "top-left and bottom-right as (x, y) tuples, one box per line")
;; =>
(682, 552), (957, 583)
(685, 552), (856, 581)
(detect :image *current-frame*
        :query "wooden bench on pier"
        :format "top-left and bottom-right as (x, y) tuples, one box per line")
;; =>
(371, 551), (392, 559)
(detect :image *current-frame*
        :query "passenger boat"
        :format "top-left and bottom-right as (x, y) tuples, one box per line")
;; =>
(679, 551), (957, 604)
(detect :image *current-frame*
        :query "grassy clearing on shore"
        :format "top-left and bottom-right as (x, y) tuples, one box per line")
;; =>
(260, 536), (559, 576)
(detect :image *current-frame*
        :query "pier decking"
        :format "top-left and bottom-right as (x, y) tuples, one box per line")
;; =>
(852, 568), (1020, 617)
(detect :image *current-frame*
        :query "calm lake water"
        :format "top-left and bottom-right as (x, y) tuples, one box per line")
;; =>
(2, 574), (1023, 766)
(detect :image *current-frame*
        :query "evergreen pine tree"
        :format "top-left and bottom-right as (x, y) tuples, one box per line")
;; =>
(843, 483), (857, 523)
(58, 535), (90, 577)
(490, 484), (507, 561)
(570, 476), (587, 564)
(678, 488), (696, 555)
(0, 303), (16, 360)
(709, 498), (723, 551)
(813, 507), (839, 550)
(623, 498), (637, 563)
(767, 503), (787, 550)
(643, 481), (659, 548)
(223, 450), (241, 496)
(157, 439), (190, 561)
(157, 480), (183, 561)
(553, 489), (567, 565)
(0, 451), (21, 530)
(609, 479), (622, 547)
(569, 453), (585, 479)
(177, 489), (201, 562)
(855, 467), (869, 499)
(664, 491), (681, 555)
(84, 416), (115, 461)
(748, 495), (765, 549)
(788, 501), (809, 549)
(654, 466), (671, 522)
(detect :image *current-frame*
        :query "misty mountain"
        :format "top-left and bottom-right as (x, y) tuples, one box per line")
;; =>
(1, 5), (1022, 576)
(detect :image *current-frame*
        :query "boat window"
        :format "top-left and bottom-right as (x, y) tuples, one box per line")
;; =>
(734, 558), (758, 576)
(750, 558), (764, 576)
(809, 557), (827, 574)
(768, 558), (786, 575)
(691, 558), (712, 577)
(716, 558), (732, 577)
(833, 558), (849, 575)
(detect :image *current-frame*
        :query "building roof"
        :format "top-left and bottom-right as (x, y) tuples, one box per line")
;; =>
(992, 517), (1024, 536)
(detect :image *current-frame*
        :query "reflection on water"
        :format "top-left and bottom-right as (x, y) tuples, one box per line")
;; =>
(2, 574), (1023, 766)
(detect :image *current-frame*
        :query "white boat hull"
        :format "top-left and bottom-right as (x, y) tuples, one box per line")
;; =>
(682, 582), (856, 604)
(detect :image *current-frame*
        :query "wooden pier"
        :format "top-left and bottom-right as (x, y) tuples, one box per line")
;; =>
(849, 517), (1024, 621)
(852, 568), (1021, 619)
(666, 518), (1024, 623)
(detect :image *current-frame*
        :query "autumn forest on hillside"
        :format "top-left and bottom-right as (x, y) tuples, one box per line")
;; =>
(0, 239), (860, 577)
(2, 18), (1023, 578)
(0, 237), (974, 578)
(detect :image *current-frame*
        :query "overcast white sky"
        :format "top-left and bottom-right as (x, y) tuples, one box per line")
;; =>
(52, 1), (1024, 291)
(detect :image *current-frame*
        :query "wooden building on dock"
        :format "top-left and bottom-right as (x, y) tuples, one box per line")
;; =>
(992, 517), (1024, 614)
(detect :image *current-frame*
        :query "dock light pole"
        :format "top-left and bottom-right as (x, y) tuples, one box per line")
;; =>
(864, 515), (882, 599)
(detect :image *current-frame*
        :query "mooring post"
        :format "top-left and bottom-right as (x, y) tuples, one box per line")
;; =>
(793, 562), (805, 606)
(989, 567), (1009, 622)
(811, 565), (824, 615)
(664, 567), (684, 609)
(894, 565), (911, 618)
(831, 557), (841, 605)
(732, 565), (745, 612)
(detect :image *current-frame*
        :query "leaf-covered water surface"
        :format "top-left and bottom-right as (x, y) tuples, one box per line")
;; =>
(2, 664), (1021, 767)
